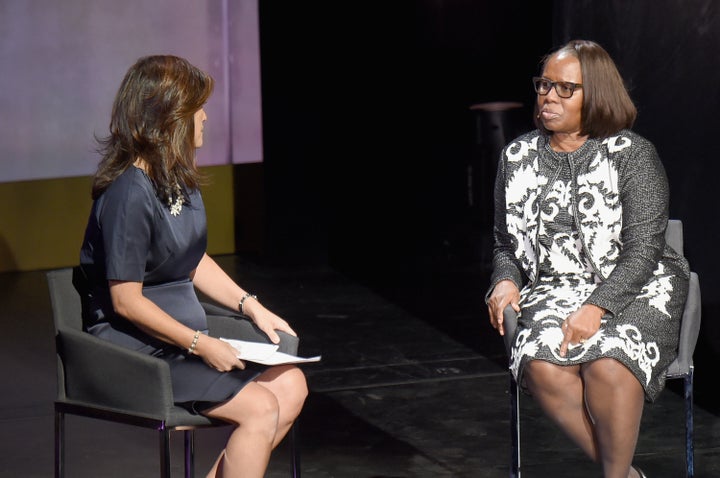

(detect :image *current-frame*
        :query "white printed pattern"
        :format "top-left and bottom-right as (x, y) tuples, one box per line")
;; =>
(504, 135), (674, 386)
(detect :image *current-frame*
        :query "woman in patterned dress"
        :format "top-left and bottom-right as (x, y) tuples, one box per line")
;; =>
(486, 40), (689, 478)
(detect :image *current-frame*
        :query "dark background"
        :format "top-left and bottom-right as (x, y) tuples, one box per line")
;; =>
(250, 1), (719, 365)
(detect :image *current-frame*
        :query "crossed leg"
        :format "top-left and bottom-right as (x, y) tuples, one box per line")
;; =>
(202, 364), (308, 478)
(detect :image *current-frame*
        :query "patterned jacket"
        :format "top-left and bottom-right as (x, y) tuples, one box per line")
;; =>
(489, 129), (690, 317)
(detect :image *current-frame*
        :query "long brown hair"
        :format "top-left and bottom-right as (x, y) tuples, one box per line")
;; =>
(92, 55), (214, 202)
(534, 40), (637, 138)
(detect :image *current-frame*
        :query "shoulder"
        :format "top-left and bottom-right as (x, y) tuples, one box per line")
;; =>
(501, 130), (544, 163)
(102, 167), (155, 201)
(95, 167), (157, 220)
(603, 129), (657, 155)
(507, 129), (542, 146)
(602, 130), (666, 181)
(504, 130), (544, 151)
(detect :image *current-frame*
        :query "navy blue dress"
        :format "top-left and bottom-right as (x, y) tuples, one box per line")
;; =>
(78, 167), (264, 411)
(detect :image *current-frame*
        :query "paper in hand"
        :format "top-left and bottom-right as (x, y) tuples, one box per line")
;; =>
(220, 338), (321, 365)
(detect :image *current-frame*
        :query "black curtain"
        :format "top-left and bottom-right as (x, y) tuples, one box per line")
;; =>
(258, 1), (553, 285)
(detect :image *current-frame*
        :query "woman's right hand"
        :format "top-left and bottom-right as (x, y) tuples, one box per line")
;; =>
(487, 280), (521, 336)
(193, 335), (246, 372)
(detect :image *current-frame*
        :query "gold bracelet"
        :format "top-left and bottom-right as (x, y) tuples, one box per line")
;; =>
(239, 292), (257, 315)
(188, 330), (201, 354)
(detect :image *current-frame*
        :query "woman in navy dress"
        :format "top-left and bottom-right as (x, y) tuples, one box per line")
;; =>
(78, 55), (308, 478)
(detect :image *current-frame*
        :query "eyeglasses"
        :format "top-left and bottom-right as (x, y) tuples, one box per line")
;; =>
(532, 77), (583, 99)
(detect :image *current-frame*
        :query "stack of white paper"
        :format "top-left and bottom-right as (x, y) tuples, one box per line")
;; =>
(220, 338), (321, 365)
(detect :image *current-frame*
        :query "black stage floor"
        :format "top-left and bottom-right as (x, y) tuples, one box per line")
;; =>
(2, 250), (719, 477)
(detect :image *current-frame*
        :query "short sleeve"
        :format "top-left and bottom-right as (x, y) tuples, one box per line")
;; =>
(98, 170), (156, 282)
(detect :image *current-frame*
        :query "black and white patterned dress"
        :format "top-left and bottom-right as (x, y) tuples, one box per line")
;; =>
(489, 130), (690, 401)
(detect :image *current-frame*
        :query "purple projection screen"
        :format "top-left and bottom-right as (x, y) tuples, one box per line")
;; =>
(0, 0), (262, 183)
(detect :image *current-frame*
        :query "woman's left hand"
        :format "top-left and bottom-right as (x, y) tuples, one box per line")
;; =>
(243, 298), (297, 344)
(559, 304), (605, 357)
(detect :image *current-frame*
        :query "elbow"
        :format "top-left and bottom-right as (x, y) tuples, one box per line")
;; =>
(108, 281), (144, 320)
(111, 296), (133, 319)
(108, 285), (158, 339)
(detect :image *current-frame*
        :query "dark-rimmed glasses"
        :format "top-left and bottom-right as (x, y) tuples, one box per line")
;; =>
(532, 77), (583, 99)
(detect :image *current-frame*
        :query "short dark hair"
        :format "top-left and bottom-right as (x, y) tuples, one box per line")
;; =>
(534, 39), (637, 138)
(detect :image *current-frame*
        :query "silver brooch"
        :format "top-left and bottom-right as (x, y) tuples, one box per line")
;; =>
(168, 185), (184, 216)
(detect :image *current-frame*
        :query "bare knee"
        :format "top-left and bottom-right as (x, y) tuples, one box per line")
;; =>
(283, 367), (309, 413)
(248, 390), (281, 423)
(258, 365), (309, 417)
(206, 384), (280, 431)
